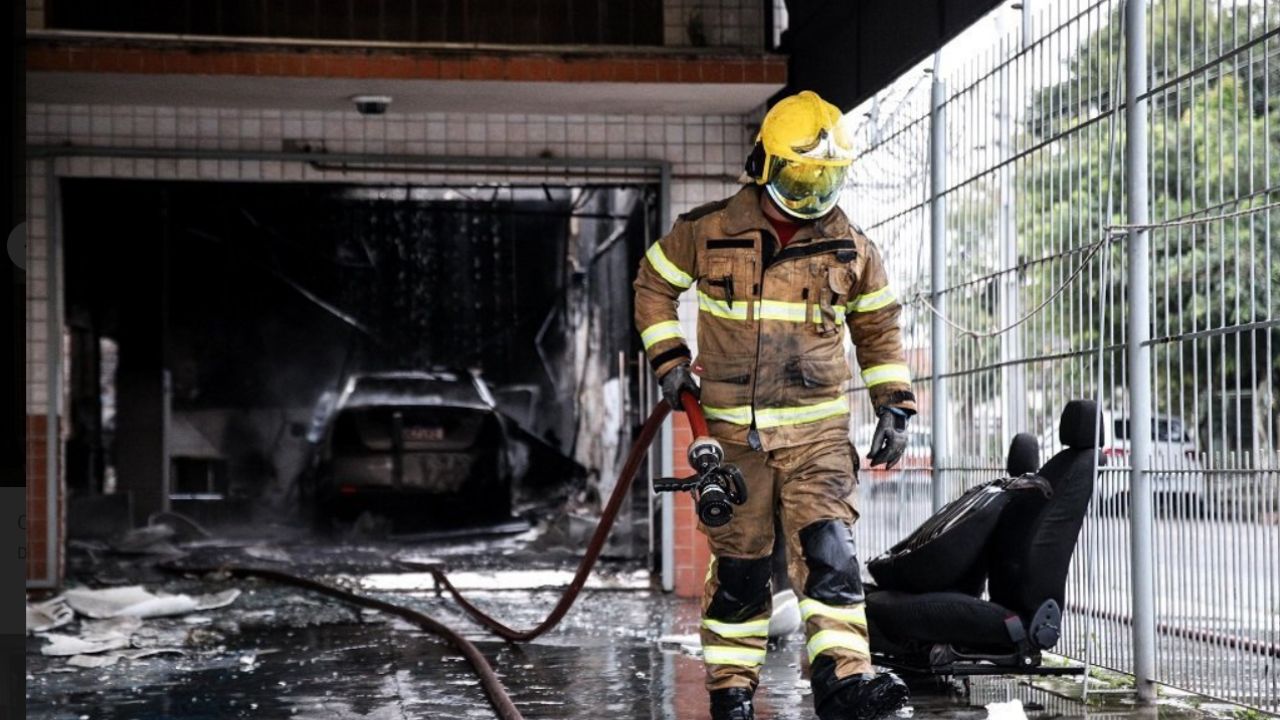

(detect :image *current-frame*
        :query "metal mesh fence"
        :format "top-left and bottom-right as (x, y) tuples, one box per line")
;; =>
(841, 0), (1278, 710)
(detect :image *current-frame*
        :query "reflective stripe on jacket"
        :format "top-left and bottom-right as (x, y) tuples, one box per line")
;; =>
(633, 185), (916, 451)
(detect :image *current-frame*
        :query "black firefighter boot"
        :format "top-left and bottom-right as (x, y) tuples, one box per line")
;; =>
(709, 687), (755, 720)
(812, 658), (910, 720)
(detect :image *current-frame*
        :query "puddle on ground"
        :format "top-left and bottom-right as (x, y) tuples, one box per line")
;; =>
(356, 568), (650, 593)
(27, 584), (1206, 720)
(32, 536), (1219, 720)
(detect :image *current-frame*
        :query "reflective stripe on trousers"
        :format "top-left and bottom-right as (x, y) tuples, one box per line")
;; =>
(703, 645), (768, 667)
(799, 599), (867, 627)
(701, 617), (771, 639)
(806, 629), (870, 663)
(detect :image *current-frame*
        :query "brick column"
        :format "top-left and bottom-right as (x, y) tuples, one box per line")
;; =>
(25, 414), (60, 584)
(670, 412), (711, 598)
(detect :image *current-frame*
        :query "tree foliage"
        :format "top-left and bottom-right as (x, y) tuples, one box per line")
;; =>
(1012, 0), (1280, 446)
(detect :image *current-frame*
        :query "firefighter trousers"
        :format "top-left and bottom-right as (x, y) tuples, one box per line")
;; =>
(698, 434), (871, 693)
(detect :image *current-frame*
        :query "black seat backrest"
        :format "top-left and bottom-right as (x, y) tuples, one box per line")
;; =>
(987, 400), (1102, 620)
(1006, 432), (1039, 476)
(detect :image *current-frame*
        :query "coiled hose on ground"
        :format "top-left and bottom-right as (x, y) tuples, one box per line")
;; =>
(163, 397), (690, 720)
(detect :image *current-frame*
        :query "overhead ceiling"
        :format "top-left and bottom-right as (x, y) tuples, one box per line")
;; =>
(779, 0), (1008, 111)
(28, 72), (781, 116)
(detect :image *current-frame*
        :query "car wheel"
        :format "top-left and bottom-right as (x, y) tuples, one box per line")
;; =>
(1149, 492), (1207, 519)
(1106, 491), (1130, 517)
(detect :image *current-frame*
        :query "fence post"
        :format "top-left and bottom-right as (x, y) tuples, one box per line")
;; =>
(929, 54), (949, 514)
(999, 14), (1027, 446)
(1124, 0), (1157, 703)
(658, 163), (676, 593)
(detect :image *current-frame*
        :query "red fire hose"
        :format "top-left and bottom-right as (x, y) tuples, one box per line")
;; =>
(681, 390), (710, 437)
(164, 395), (702, 720)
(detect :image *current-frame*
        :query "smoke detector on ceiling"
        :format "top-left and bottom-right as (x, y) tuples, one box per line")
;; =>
(350, 95), (393, 116)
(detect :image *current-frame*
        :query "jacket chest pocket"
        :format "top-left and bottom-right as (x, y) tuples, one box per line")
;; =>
(805, 260), (856, 336)
(701, 254), (757, 321)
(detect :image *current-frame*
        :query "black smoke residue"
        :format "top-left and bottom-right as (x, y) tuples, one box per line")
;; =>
(62, 180), (592, 520)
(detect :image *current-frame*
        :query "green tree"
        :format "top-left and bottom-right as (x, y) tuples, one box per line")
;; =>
(1016, 0), (1280, 454)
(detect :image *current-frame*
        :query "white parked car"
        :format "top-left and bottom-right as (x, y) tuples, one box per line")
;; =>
(1042, 410), (1206, 516)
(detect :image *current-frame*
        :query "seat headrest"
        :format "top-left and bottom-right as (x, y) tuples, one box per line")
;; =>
(1006, 433), (1040, 476)
(1059, 399), (1103, 449)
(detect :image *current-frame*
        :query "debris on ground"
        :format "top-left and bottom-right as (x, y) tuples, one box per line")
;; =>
(656, 632), (702, 656)
(768, 589), (801, 638)
(26, 596), (74, 634)
(243, 544), (293, 563)
(986, 699), (1029, 720)
(39, 617), (142, 657)
(67, 647), (186, 669)
(64, 585), (241, 619)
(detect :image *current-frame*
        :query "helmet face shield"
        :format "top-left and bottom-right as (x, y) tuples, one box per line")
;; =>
(764, 156), (848, 219)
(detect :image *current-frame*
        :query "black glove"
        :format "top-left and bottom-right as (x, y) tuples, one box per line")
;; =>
(867, 406), (911, 469)
(659, 363), (700, 411)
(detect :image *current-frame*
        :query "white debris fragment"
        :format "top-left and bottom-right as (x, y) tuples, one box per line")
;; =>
(40, 632), (131, 657)
(656, 633), (702, 657)
(124, 648), (185, 661)
(26, 596), (74, 634)
(986, 699), (1028, 720)
(38, 615), (144, 658)
(67, 653), (120, 669)
(81, 616), (144, 641)
(768, 590), (801, 638)
(64, 585), (241, 619)
(244, 544), (292, 563)
(238, 609), (276, 620)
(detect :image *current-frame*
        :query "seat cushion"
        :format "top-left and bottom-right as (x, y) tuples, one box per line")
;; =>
(867, 589), (1021, 656)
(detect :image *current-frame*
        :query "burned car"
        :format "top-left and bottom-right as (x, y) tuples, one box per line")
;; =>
(302, 371), (517, 524)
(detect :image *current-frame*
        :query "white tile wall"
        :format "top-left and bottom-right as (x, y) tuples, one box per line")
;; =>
(26, 159), (48, 413)
(25, 101), (761, 407)
(663, 0), (765, 49)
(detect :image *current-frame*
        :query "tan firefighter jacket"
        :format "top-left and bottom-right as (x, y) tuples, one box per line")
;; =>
(634, 185), (916, 451)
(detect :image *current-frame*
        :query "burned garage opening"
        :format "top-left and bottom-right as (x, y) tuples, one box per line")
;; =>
(61, 178), (657, 543)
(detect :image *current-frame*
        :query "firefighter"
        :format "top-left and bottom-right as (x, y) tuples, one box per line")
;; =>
(633, 91), (915, 720)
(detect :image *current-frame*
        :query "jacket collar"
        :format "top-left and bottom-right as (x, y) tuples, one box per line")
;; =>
(720, 185), (852, 243)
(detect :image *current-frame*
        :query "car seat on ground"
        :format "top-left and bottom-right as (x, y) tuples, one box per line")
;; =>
(865, 400), (1102, 674)
(865, 432), (1044, 596)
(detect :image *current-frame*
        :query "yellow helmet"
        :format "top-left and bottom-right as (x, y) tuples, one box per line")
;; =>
(752, 91), (854, 220)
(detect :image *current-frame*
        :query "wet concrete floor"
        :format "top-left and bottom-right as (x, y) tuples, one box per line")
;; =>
(27, 535), (1220, 720)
